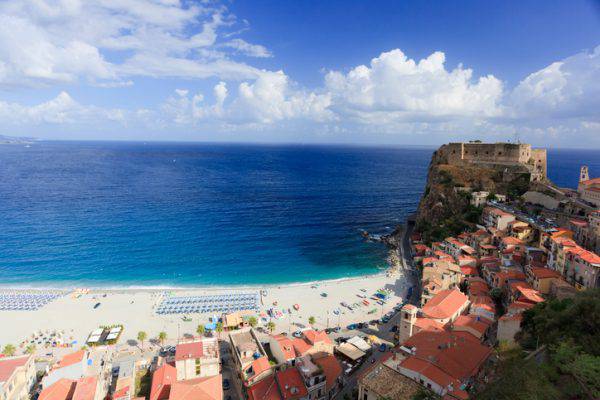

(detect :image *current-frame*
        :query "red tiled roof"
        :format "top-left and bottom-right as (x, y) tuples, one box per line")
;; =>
(516, 286), (544, 304)
(113, 386), (130, 400)
(272, 335), (296, 361)
(313, 354), (342, 390)
(248, 356), (271, 377)
(291, 339), (312, 356)
(248, 376), (282, 400)
(400, 357), (458, 389)
(529, 267), (561, 279)
(569, 219), (588, 227)
(169, 375), (222, 400)
(502, 236), (524, 246)
(39, 379), (76, 400)
(57, 350), (86, 369)
(275, 368), (308, 400)
(421, 289), (469, 320)
(72, 376), (98, 400)
(460, 266), (478, 276)
(402, 330), (492, 382)
(175, 341), (204, 361)
(580, 177), (600, 186)
(453, 315), (491, 337)
(414, 318), (445, 332)
(303, 330), (332, 345)
(0, 355), (30, 383)
(150, 363), (176, 400)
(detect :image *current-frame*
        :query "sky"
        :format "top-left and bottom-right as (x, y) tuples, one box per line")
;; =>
(0, 0), (599, 147)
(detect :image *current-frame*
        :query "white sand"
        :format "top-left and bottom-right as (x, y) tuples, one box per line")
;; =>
(0, 270), (412, 350)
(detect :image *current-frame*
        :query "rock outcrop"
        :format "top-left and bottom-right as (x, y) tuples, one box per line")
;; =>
(415, 142), (540, 243)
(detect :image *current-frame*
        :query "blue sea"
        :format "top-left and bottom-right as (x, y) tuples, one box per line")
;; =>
(0, 142), (598, 288)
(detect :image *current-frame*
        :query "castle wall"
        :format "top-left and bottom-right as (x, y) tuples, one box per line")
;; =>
(433, 142), (547, 182)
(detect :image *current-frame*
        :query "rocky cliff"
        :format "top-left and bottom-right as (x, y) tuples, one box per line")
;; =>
(415, 144), (533, 243)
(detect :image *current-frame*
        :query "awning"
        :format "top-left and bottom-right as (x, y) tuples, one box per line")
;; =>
(346, 336), (371, 352)
(336, 342), (366, 361)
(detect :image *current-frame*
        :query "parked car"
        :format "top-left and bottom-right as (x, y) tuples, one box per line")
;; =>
(93, 302), (101, 309)
(292, 331), (303, 338)
(379, 344), (387, 352)
(346, 324), (358, 330)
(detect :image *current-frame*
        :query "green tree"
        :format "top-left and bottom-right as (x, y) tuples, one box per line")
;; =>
(137, 331), (147, 349)
(196, 324), (205, 336)
(308, 316), (316, 326)
(248, 316), (258, 328)
(215, 322), (223, 338)
(158, 331), (167, 345)
(2, 344), (16, 356)
(25, 344), (36, 355)
(267, 321), (276, 333)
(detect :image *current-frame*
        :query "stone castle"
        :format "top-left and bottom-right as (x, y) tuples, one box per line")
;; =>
(433, 141), (547, 182)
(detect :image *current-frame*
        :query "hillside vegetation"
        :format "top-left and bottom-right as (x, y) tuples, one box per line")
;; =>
(475, 289), (600, 400)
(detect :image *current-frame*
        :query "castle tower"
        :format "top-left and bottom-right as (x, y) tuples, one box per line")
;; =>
(398, 304), (418, 343)
(580, 166), (589, 183)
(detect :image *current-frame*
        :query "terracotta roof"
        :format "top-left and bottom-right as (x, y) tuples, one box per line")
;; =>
(529, 267), (561, 279)
(303, 330), (332, 345)
(113, 386), (130, 400)
(400, 357), (458, 389)
(175, 341), (204, 361)
(414, 318), (445, 332)
(484, 207), (512, 217)
(291, 339), (312, 356)
(516, 286), (544, 304)
(453, 315), (491, 337)
(421, 289), (469, 320)
(150, 363), (176, 400)
(580, 177), (600, 186)
(247, 356), (271, 377)
(72, 376), (98, 400)
(39, 379), (76, 400)
(169, 375), (222, 400)
(313, 354), (342, 390)
(0, 355), (30, 383)
(247, 376), (282, 400)
(57, 350), (86, 369)
(578, 249), (600, 264)
(272, 335), (296, 361)
(502, 236), (524, 246)
(460, 266), (478, 276)
(402, 330), (491, 382)
(275, 368), (308, 400)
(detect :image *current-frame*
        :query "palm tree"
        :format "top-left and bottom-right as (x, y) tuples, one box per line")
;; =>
(158, 332), (167, 345)
(196, 324), (205, 337)
(267, 321), (276, 333)
(2, 344), (16, 356)
(215, 322), (223, 339)
(308, 316), (316, 327)
(25, 344), (36, 355)
(248, 316), (258, 328)
(137, 331), (147, 349)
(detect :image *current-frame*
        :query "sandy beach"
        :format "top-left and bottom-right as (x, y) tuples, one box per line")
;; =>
(0, 270), (411, 349)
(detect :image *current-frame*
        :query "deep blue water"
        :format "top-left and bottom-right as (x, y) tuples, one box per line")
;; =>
(0, 142), (598, 288)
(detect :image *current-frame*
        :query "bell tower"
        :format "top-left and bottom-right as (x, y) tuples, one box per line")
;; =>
(398, 304), (418, 343)
(580, 166), (589, 183)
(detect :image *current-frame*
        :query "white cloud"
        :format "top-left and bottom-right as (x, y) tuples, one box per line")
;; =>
(324, 49), (504, 123)
(510, 46), (600, 121)
(0, 0), (271, 86)
(163, 71), (333, 126)
(222, 38), (272, 58)
(0, 91), (127, 125)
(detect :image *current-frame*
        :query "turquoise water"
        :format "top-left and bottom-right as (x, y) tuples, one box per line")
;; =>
(0, 142), (597, 288)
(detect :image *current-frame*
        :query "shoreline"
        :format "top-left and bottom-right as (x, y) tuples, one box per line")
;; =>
(0, 269), (391, 293)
